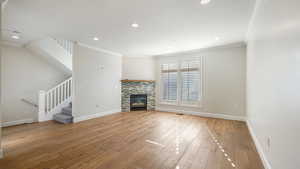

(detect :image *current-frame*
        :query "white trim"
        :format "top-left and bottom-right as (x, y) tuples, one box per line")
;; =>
(246, 120), (272, 169)
(159, 102), (202, 108)
(76, 42), (123, 57)
(156, 107), (246, 121)
(0, 149), (3, 159)
(154, 42), (246, 59)
(1, 118), (35, 127)
(73, 109), (121, 123)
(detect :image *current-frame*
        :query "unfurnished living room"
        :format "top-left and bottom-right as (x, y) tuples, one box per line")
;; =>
(0, 0), (299, 169)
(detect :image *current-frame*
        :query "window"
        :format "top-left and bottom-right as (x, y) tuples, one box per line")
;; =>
(161, 63), (178, 102)
(160, 58), (202, 106)
(180, 60), (201, 104)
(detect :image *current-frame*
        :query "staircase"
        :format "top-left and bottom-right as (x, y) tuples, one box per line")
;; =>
(38, 77), (73, 123)
(34, 37), (74, 124)
(53, 102), (73, 123)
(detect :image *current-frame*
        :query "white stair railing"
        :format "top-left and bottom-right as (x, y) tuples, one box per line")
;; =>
(38, 77), (72, 121)
(52, 38), (73, 56)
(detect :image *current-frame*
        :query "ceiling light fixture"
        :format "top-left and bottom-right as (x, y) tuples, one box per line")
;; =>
(200, 0), (211, 5)
(93, 37), (99, 41)
(215, 37), (220, 41)
(11, 35), (20, 40)
(11, 30), (21, 40)
(131, 23), (139, 28)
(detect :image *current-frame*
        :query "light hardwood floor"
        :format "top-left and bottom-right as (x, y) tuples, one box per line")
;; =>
(0, 111), (264, 169)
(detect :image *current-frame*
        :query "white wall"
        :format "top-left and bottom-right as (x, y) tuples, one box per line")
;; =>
(156, 44), (246, 120)
(246, 0), (300, 169)
(122, 57), (155, 80)
(73, 44), (122, 122)
(1, 44), (69, 124)
(26, 38), (73, 73)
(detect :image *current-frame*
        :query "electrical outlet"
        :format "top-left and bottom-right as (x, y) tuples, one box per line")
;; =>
(266, 136), (271, 152)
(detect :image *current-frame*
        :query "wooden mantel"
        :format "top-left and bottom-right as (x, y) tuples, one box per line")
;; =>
(121, 79), (155, 83)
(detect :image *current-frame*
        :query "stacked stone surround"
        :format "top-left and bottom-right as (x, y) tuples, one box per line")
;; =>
(121, 81), (155, 112)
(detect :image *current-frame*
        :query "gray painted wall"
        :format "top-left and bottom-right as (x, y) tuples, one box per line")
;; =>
(72, 44), (122, 121)
(122, 57), (155, 80)
(155, 44), (246, 119)
(247, 0), (300, 169)
(1, 44), (69, 124)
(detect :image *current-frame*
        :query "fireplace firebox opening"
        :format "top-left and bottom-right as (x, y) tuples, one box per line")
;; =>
(130, 94), (147, 111)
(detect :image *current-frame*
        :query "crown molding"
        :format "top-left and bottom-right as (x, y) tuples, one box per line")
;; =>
(75, 42), (123, 57)
(154, 42), (246, 59)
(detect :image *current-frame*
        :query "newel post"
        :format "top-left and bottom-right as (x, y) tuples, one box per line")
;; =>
(38, 90), (46, 122)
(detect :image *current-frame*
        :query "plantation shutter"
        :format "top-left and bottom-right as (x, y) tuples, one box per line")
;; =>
(161, 63), (178, 102)
(180, 60), (201, 103)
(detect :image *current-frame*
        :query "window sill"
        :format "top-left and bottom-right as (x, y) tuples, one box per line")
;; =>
(159, 102), (177, 106)
(159, 102), (202, 108)
(179, 103), (202, 108)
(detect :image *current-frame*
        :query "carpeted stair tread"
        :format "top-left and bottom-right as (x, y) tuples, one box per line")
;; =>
(53, 113), (73, 124)
(62, 107), (72, 115)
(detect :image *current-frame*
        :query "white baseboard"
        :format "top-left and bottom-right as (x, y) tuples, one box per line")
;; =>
(0, 149), (3, 159)
(156, 108), (246, 121)
(247, 120), (272, 169)
(73, 109), (121, 123)
(2, 118), (35, 127)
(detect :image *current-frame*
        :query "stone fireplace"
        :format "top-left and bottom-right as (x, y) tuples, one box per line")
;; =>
(121, 80), (155, 112)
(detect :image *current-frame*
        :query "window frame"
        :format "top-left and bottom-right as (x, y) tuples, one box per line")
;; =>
(179, 59), (202, 106)
(159, 62), (179, 105)
(158, 56), (203, 107)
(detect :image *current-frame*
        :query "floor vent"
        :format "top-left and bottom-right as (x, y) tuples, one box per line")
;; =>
(176, 113), (184, 116)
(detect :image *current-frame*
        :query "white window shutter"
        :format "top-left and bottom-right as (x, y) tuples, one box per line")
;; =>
(161, 63), (178, 102)
(180, 60), (201, 103)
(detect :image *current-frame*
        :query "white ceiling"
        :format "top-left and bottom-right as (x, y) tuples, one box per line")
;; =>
(2, 0), (255, 57)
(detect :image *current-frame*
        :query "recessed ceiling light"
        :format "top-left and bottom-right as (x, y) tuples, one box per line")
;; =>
(11, 35), (20, 39)
(131, 23), (139, 28)
(215, 37), (220, 41)
(200, 0), (211, 5)
(93, 37), (99, 41)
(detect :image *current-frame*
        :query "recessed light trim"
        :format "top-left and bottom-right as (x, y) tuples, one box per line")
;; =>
(131, 23), (139, 28)
(215, 37), (220, 41)
(93, 37), (99, 41)
(200, 0), (211, 5)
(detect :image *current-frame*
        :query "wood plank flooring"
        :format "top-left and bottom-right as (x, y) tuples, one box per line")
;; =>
(0, 111), (264, 169)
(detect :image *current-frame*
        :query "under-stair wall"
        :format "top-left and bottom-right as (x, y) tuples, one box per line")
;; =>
(2, 36), (74, 126)
(1, 44), (69, 126)
(26, 37), (73, 75)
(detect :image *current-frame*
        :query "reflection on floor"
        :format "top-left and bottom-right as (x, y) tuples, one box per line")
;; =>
(0, 111), (264, 169)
